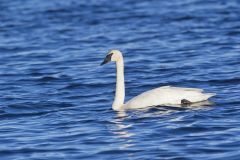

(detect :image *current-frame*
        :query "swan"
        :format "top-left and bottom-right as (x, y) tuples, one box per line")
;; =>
(101, 50), (216, 111)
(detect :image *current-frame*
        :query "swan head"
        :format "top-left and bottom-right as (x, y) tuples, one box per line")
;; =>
(101, 50), (123, 65)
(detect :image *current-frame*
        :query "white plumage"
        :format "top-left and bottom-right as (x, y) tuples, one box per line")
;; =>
(101, 50), (216, 111)
(124, 86), (215, 109)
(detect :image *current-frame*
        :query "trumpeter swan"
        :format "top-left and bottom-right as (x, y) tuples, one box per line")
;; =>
(101, 50), (216, 111)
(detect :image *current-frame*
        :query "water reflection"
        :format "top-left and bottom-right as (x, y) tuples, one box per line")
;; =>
(169, 100), (214, 109)
(107, 100), (213, 151)
(109, 111), (135, 150)
(111, 111), (134, 138)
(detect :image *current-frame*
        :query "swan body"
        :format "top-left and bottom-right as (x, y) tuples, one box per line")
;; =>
(124, 86), (215, 109)
(101, 50), (216, 111)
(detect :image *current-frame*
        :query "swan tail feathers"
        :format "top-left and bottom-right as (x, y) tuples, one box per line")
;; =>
(205, 93), (216, 99)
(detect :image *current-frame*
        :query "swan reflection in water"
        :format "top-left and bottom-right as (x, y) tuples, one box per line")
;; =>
(109, 111), (135, 151)
(111, 111), (133, 137)
(108, 100), (213, 151)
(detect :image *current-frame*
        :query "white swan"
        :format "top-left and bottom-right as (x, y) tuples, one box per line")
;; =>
(101, 50), (216, 111)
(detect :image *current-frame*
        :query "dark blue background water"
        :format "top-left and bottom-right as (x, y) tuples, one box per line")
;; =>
(0, 0), (240, 159)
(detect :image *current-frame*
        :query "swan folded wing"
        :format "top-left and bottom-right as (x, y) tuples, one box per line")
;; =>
(124, 86), (178, 108)
(124, 86), (214, 109)
(160, 86), (203, 92)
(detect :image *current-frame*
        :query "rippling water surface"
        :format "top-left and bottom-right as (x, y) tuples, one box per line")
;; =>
(0, 0), (240, 159)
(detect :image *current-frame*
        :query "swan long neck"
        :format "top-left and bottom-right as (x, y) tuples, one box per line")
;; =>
(112, 56), (125, 111)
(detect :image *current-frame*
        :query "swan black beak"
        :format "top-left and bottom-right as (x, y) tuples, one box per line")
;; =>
(100, 53), (113, 66)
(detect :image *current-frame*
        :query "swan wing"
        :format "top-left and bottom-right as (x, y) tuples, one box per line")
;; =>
(160, 86), (204, 92)
(124, 86), (215, 109)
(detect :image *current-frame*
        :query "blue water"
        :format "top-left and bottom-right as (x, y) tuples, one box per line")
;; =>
(0, 0), (240, 159)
